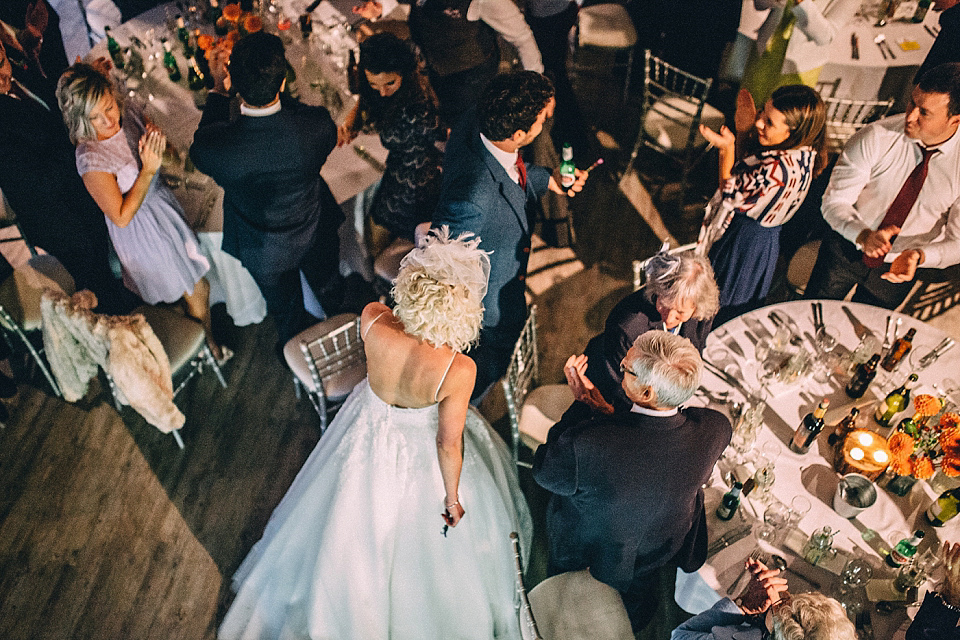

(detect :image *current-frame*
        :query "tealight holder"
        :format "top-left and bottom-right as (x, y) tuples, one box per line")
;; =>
(835, 429), (891, 481)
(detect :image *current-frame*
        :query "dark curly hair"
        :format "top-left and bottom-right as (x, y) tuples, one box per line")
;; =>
(356, 33), (437, 130)
(477, 71), (554, 142)
(229, 31), (287, 107)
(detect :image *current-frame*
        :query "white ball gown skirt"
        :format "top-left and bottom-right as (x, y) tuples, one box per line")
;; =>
(219, 379), (533, 640)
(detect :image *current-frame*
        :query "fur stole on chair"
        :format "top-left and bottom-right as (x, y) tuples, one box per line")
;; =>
(40, 290), (185, 433)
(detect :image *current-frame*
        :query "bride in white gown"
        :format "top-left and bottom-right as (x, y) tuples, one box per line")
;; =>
(219, 228), (533, 640)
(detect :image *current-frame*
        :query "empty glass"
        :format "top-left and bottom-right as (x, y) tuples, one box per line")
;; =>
(757, 500), (792, 544)
(838, 557), (873, 594)
(752, 455), (776, 504)
(788, 495), (812, 527)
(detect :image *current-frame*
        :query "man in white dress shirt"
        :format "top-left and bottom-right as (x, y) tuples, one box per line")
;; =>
(805, 63), (960, 308)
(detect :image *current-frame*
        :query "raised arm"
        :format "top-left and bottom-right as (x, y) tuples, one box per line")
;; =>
(472, 0), (543, 73)
(81, 127), (165, 228)
(435, 355), (477, 527)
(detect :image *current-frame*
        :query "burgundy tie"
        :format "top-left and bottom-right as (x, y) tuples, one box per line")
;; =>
(515, 154), (527, 191)
(862, 146), (938, 268)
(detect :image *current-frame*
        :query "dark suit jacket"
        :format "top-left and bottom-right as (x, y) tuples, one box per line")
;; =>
(433, 111), (550, 339)
(533, 407), (731, 592)
(582, 291), (713, 412)
(189, 93), (343, 278)
(916, 4), (960, 83)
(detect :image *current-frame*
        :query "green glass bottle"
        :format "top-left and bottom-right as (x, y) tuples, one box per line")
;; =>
(559, 144), (576, 189)
(846, 354), (880, 398)
(886, 530), (924, 568)
(716, 482), (742, 521)
(875, 373), (918, 427)
(186, 55), (206, 91)
(161, 39), (182, 83)
(175, 16), (194, 57)
(104, 26), (125, 70)
(926, 488), (960, 526)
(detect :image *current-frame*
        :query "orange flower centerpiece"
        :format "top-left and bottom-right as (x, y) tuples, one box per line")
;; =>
(885, 395), (953, 495)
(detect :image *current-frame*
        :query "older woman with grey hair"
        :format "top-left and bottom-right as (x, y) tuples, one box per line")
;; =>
(565, 247), (720, 415)
(672, 558), (856, 640)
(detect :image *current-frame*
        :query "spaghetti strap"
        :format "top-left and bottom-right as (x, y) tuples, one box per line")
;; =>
(362, 311), (389, 340)
(434, 352), (458, 403)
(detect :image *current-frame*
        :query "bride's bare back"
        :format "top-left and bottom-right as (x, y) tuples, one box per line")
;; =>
(361, 302), (473, 409)
(360, 302), (476, 526)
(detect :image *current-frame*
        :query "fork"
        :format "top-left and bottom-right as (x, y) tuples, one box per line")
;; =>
(728, 548), (764, 595)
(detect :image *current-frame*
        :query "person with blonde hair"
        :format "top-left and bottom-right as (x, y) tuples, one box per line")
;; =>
(535, 331), (732, 633)
(56, 62), (225, 360)
(220, 227), (533, 640)
(564, 247), (720, 416)
(672, 557), (857, 640)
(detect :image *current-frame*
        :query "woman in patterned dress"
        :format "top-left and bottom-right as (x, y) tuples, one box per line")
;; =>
(338, 33), (443, 242)
(697, 84), (827, 325)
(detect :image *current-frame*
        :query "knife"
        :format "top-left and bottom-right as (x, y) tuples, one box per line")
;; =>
(703, 360), (759, 402)
(851, 33), (860, 59)
(707, 524), (753, 557)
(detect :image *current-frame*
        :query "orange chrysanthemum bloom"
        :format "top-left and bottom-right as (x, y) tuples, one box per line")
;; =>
(888, 431), (916, 455)
(940, 427), (960, 455)
(942, 456), (960, 478)
(890, 454), (913, 476)
(243, 14), (263, 33)
(196, 34), (215, 51)
(912, 455), (935, 479)
(914, 394), (942, 417)
(224, 29), (241, 45)
(940, 412), (960, 429)
(222, 3), (242, 21)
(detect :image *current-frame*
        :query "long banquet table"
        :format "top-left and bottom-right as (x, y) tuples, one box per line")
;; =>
(677, 300), (960, 638)
(92, 1), (390, 324)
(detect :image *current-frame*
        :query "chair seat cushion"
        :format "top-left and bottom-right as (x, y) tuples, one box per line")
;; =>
(578, 4), (637, 49)
(373, 237), (416, 284)
(135, 305), (206, 373)
(644, 96), (724, 152)
(528, 570), (634, 640)
(786, 240), (822, 295)
(519, 383), (574, 451)
(0, 255), (76, 330)
(284, 313), (366, 399)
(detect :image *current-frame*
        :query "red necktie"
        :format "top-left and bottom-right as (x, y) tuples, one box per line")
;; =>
(862, 146), (938, 268)
(515, 154), (527, 191)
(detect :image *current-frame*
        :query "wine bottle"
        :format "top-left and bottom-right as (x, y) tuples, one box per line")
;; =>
(827, 407), (860, 446)
(186, 55), (206, 90)
(912, 0), (932, 21)
(846, 354), (880, 398)
(882, 327), (916, 372)
(175, 15), (194, 57)
(347, 49), (361, 96)
(886, 530), (924, 567)
(790, 398), (830, 454)
(104, 26), (126, 70)
(875, 373), (918, 427)
(716, 482), (742, 521)
(161, 39), (182, 83)
(927, 488), (960, 526)
(559, 144), (576, 189)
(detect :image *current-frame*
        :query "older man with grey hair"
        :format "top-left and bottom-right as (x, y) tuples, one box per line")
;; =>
(534, 330), (732, 633)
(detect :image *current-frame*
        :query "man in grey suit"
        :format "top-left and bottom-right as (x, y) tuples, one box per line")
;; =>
(433, 71), (586, 399)
(534, 331), (732, 632)
(190, 32), (344, 346)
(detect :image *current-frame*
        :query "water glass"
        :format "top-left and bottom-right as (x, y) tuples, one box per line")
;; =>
(847, 334), (882, 372)
(788, 495), (812, 527)
(894, 563), (927, 592)
(838, 557), (873, 594)
(757, 500), (791, 544)
(752, 456), (776, 504)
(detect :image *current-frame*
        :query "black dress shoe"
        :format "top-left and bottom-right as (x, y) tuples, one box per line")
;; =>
(0, 371), (16, 399)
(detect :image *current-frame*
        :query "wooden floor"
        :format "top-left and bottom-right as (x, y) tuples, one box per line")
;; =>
(0, 318), (323, 639)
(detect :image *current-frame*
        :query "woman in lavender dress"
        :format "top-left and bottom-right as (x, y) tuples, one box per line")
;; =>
(56, 63), (225, 360)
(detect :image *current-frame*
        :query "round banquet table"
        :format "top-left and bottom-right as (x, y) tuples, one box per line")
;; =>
(676, 299), (960, 638)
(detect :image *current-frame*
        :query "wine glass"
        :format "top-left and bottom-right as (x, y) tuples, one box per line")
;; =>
(752, 455), (776, 504)
(757, 500), (791, 544)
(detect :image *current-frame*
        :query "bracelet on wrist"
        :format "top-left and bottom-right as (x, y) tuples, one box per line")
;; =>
(445, 499), (459, 509)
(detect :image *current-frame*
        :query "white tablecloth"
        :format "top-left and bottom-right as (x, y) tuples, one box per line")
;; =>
(676, 300), (960, 637)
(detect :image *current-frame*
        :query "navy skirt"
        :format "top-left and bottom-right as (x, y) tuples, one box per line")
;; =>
(709, 214), (781, 308)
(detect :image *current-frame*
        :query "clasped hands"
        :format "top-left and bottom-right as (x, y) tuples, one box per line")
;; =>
(736, 557), (789, 616)
(856, 226), (925, 283)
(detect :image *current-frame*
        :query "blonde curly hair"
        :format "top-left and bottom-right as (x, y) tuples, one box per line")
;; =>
(392, 227), (490, 353)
